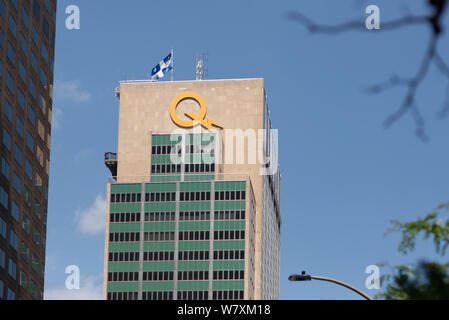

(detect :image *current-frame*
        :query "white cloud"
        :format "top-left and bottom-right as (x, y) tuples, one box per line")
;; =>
(52, 107), (63, 130)
(45, 275), (103, 300)
(53, 80), (91, 103)
(75, 195), (106, 235)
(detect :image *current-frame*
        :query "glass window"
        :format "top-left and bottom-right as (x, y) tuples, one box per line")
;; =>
(42, 17), (49, 38)
(27, 132), (34, 151)
(13, 172), (21, 194)
(1, 157), (10, 180)
(12, 200), (20, 222)
(2, 128), (12, 151)
(41, 44), (48, 64)
(24, 186), (32, 206)
(29, 79), (37, 99)
(21, 242), (29, 260)
(0, 216), (6, 238)
(20, 33), (28, 54)
(21, 6), (29, 28)
(16, 116), (24, 138)
(0, 28), (3, 48)
(22, 215), (30, 234)
(0, 186), (8, 210)
(33, 227), (40, 245)
(25, 159), (33, 180)
(0, 280), (2, 299)
(33, 1), (40, 21)
(7, 288), (15, 300)
(14, 144), (23, 165)
(8, 14), (17, 38)
(0, 55), (2, 74)
(0, 0), (5, 20)
(31, 25), (39, 46)
(10, 0), (18, 11)
(10, 229), (18, 251)
(3, 99), (13, 122)
(17, 87), (26, 110)
(0, 248), (5, 268)
(6, 70), (15, 94)
(28, 105), (35, 125)
(7, 42), (16, 65)
(40, 68), (47, 87)
(30, 51), (37, 73)
(18, 60), (27, 83)
(20, 270), (27, 288)
(44, 0), (51, 12)
(8, 258), (17, 279)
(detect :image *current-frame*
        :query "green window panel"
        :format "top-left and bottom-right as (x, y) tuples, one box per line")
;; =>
(177, 281), (209, 291)
(143, 242), (175, 251)
(177, 261), (209, 271)
(144, 202), (176, 212)
(212, 280), (244, 290)
(213, 260), (245, 270)
(109, 223), (140, 233)
(213, 221), (246, 231)
(111, 184), (141, 194)
(150, 175), (181, 183)
(178, 221), (210, 231)
(110, 203), (141, 213)
(178, 241), (210, 251)
(142, 262), (174, 271)
(184, 175), (214, 182)
(146, 183), (177, 193)
(108, 262), (140, 272)
(213, 241), (245, 250)
(34, 203), (41, 217)
(142, 281), (174, 291)
(144, 222), (176, 232)
(214, 201), (246, 211)
(108, 242), (140, 252)
(107, 282), (139, 292)
(179, 201), (210, 211)
(215, 181), (246, 191)
(179, 182), (211, 191)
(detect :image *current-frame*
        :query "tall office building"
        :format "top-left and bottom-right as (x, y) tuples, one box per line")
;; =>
(104, 78), (281, 300)
(0, 0), (56, 300)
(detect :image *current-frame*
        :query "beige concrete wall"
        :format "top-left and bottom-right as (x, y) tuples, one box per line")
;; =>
(117, 78), (266, 299)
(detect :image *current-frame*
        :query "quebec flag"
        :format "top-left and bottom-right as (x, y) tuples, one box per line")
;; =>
(151, 53), (173, 81)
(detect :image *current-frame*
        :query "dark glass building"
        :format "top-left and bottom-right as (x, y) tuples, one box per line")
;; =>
(0, 0), (56, 300)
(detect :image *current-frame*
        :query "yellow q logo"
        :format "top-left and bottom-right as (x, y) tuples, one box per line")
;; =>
(170, 92), (223, 129)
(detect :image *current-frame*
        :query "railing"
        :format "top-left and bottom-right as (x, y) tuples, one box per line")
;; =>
(104, 152), (117, 161)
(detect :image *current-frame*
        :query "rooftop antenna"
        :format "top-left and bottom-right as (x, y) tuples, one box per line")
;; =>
(195, 53), (208, 80)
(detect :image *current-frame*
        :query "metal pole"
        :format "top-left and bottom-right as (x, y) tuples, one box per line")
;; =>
(310, 276), (372, 300)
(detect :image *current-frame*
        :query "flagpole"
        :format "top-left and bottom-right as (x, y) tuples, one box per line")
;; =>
(171, 48), (174, 82)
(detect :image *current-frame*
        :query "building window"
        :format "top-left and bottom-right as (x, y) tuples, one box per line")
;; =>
(2, 128), (11, 151)
(30, 51), (37, 73)
(16, 116), (24, 138)
(0, 185), (8, 210)
(22, 215), (30, 234)
(0, 28), (3, 48)
(31, 25), (39, 46)
(1, 156), (10, 180)
(27, 132), (34, 152)
(29, 78), (37, 99)
(21, 242), (29, 261)
(33, 226), (40, 245)
(14, 143), (23, 165)
(7, 42), (16, 65)
(12, 200), (20, 222)
(0, 280), (3, 299)
(10, 229), (18, 251)
(41, 44), (48, 63)
(42, 17), (49, 39)
(0, 216), (6, 238)
(10, 0), (18, 11)
(0, 0), (5, 20)
(20, 33), (28, 54)
(33, 1), (41, 21)
(13, 172), (21, 194)
(8, 14), (17, 38)
(0, 247), (5, 268)
(18, 60), (27, 83)
(6, 70), (15, 94)
(7, 288), (15, 300)
(22, 6), (29, 28)
(25, 159), (33, 180)
(3, 98), (13, 122)
(8, 258), (17, 279)
(17, 87), (26, 110)
(40, 68), (47, 87)
(32, 253), (39, 273)
(20, 270), (28, 288)
(28, 105), (36, 125)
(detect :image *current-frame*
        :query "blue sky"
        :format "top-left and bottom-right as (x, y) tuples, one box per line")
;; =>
(44, 0), (449, 299)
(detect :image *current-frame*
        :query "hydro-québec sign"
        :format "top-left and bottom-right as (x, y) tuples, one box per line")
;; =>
(170, 92), (223, 129)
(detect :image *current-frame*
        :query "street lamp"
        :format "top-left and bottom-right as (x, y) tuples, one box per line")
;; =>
(289, 271), (373, 300)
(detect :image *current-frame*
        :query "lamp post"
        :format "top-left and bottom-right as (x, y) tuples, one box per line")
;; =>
(288, 271), (373, 300)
